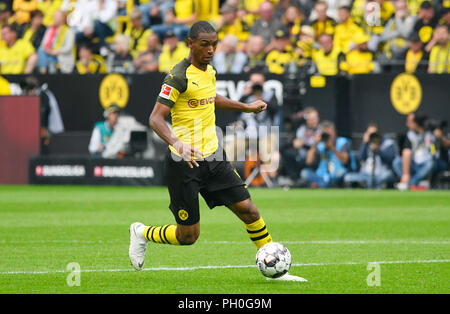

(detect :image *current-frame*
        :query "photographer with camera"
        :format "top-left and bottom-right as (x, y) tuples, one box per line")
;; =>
(344, 123), (396, 189)
(280, 107), (321, 184)
(224, 71), (278, 164)
(428, 119), (450, 177)
(393, 114), (437, 190)
(300, 120), (356, 188)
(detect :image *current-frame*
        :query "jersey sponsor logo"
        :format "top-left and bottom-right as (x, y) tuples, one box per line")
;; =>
(159, 84), (173, 99)
(187, 96), (216, 108)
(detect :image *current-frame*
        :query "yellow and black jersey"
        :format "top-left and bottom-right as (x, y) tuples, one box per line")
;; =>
(413, 16), (439, 45)
(334, 19), (365, 53)
(309, 17), (336, 37)
(265, 45), (298, 74)
(312, 47), (345, 76)
(0, 38), (35, 74)
(340, 50), (374, 74)
(217, 19), (250, 42)
(75, 55), (107, 74)
(124, 26), (152, 59)
(429, 42), (450, 73)
(156, 58), (218, 158)
(174, 0), (199, 21)
(404, 48), (429, 73)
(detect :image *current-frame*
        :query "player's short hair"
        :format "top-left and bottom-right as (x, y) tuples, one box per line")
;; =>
(188, 21), (216, 40)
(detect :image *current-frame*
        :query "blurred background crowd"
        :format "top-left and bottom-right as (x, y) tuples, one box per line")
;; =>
(0, 0), (448, 75)
(0, 0), (448, 191)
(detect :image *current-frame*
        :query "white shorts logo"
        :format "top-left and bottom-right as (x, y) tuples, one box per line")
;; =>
(159, 84), (173, 100)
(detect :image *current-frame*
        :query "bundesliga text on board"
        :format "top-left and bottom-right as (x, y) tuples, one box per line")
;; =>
(35, 165), (86, 177)
(93, 166), (155, 178)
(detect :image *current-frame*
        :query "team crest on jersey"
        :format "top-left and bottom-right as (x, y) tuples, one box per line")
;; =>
(159, 84), (173, 99)
(178, 209), (189, 221)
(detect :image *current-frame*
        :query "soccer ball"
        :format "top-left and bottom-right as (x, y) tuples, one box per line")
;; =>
(256, 242), (291, 278)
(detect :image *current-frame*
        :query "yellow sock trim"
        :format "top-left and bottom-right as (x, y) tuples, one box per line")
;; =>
(143, 225), (180, 245)
(245, 217), (273, 249)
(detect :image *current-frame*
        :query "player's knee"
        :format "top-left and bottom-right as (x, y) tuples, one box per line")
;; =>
(178, 234), (198, 245)
(177, 229), (199, 245)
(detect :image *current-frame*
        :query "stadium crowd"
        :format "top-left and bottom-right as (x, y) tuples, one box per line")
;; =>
(0, 0), (448, 190)
(218, 71), (449, 190)
(0, 0), (448, 75)
(274, 107), (450, 190)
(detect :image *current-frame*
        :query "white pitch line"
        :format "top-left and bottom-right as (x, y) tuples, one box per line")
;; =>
(1, 259), (450, 276)
(1, 239), (449, 245)
(205, 240), (450, 245)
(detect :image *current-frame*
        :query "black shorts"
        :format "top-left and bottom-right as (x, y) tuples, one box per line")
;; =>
(165, 149), (250, 225)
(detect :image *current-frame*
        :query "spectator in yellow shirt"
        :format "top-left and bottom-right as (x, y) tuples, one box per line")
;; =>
(13, 0), (38, 24)
(38, 0), (63, 27)
(197, 0), (219, 23)
(309, 1), (337, 38)
(334, 6), (365, 53)
(151, 0), (198, 41)
(158, 29), (189, 73)
(265, 28), (297, 74)
(0, 4), (14, 47)
(75, 43), (107, 74)
(281, 5), (304, 45)
(295, 25), (315, 67)
(413, 1), (438, 47)
(125, 8), (153, 59)
(217, 4), (250, 43)
(428, 24), (450, 73)
(18, 9), (46, 49)
(340, 33), (375, 74)
(0, 24), (37, 74)
(312, 33), (345, 76)
(402, 32), (429, 73)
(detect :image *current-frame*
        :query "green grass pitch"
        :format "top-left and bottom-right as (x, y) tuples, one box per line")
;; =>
(0, 185), (449, 294)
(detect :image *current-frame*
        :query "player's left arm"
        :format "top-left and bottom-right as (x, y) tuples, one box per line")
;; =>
(215, 94), (267, 114)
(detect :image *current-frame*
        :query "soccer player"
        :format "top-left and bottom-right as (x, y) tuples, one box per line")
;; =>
(129, 21), (303, 281)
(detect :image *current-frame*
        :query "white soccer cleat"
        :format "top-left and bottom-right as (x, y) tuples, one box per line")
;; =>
(267, 273), (308, 282)
(395, 182), (409, 191)
(128, 222), (148, 271)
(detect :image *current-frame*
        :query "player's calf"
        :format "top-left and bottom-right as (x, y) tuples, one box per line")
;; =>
(228, 199), (273, 249)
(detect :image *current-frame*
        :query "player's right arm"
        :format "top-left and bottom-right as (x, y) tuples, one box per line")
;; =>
(149, 102), (203, 168)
